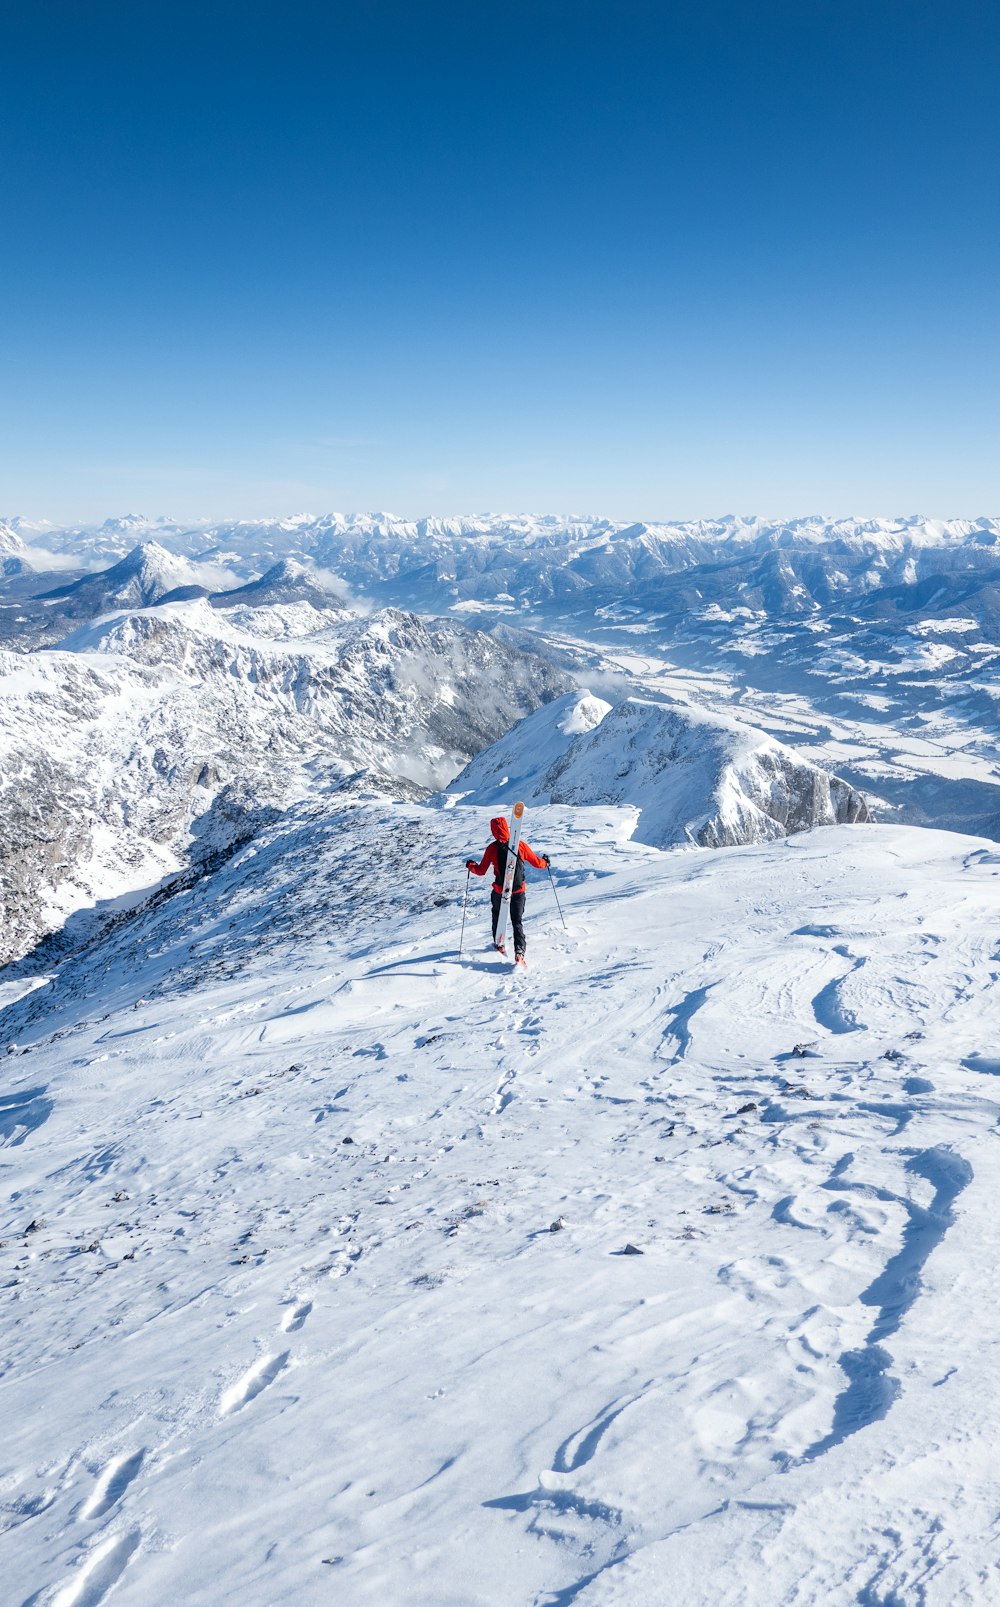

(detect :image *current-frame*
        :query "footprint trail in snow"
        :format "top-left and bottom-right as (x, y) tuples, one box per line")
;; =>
(2, 805), (1000, 1606)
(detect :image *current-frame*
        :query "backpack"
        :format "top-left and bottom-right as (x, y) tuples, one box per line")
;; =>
(495, 839), (525, 891)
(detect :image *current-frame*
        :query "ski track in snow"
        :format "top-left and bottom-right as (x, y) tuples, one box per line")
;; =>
(49, 1527), (142, 1607)
(2, 804), (1000, 1604)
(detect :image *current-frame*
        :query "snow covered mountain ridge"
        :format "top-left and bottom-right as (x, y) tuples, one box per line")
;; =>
(7, 510), (1000, 651)
(7, 512), (1000, 591)
(451, 690), (870, 848)
(10, 509), (1000, 555)
(0, 598), (569, 966)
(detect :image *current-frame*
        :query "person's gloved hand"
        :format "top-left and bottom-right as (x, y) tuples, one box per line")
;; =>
(541, 854), (551, 867)
(465, 859), (477, 871)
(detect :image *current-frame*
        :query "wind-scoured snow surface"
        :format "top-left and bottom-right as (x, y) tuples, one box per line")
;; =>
(2, 805), (1000, 1605)
(452, 690), (869, 847)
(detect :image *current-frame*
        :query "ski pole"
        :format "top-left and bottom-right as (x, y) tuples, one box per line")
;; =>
(546, 862), (567, 931)
(459, 867), (471, 957)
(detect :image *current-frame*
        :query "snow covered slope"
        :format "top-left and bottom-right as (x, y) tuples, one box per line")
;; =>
(448, 689), (614, 801)
(0, 603), (568, 965)
(2, 804), (999, 1605)
(0, 522), (27, 560)
(452, 689), (869, 847)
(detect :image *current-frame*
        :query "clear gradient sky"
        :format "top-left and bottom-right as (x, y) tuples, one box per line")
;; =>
(1, 0), (998, 522)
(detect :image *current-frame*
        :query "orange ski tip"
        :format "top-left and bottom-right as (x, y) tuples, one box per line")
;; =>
(513, 800), (524, 818)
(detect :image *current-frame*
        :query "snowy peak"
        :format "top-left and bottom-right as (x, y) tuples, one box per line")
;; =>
(98, 513), (170, 536)
(452, 689), (869, 848)
(210, 557), (349, 612)
(0, 522), (29, 577)
(108, 541), (206, 604)
(0, 522), (27, 557)
(16, 546), (347, 648)
(39, 542), (204, 608)
(33, 543), (243, 625)
(448, 690), (613, 803)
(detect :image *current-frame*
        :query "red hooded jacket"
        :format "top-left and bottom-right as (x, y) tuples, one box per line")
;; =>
(468, 815), (547, 894)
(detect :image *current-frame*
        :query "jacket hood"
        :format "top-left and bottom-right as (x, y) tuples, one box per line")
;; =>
(490, 815), (510, 843)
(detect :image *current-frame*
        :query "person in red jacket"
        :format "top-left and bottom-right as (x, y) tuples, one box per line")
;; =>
(466, 815), (550, 961)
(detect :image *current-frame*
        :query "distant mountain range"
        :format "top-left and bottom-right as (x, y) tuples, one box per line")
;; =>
(6, 511), (1000, 648)
(3, 544), (349, 648)
(300, 509), (1000, 630)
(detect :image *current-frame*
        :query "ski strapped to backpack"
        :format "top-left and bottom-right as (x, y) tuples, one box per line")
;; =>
(495, 800), (525, 954)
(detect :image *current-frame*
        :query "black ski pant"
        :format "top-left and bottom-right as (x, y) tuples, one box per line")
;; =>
(491, 888), (526, 955)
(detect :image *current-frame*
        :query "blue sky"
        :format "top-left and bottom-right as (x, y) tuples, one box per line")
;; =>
(1, 0), (997, 521)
